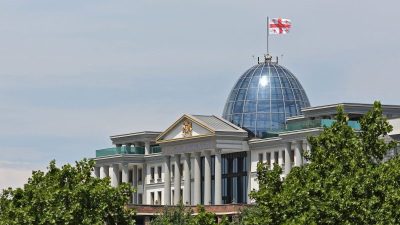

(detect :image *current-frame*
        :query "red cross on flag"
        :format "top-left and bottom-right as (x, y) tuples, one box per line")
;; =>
(269, 18), (292, 34)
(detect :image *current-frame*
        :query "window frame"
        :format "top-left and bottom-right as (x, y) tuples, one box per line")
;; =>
(150, 167), (155, 181)
(138, 168), (143, 183)
(157, 166), (162, 180)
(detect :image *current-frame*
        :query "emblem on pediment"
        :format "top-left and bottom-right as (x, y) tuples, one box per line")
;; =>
(182, 120), (193, 137)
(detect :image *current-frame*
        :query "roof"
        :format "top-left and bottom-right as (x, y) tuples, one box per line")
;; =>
(110, 131), (161, 139)
(190, 115), (245, 132)
(301, 103), (400, 118)
(221, 62), (310, 138)
(110, 131), (162, 145)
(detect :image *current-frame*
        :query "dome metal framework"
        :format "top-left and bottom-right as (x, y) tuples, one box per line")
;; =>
(222, 61), (310, 138)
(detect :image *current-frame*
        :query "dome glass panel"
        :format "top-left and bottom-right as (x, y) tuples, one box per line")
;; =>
(222, 62), (311, 138)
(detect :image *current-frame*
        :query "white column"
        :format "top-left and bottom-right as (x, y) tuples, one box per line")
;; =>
(305, 142), (311, 164)
(94, 167), (100, 178)
(214, 149), (222, 205)
(132, 165), (138, 204)
(122, 163), (129, 183)
(111, 164), (119, 187)
(295, 140), (303, 166)
(246, 150), (252, 203)
(193, 152), (201, 205)
(100, 165), (109, 179)
(204, 150), (211, 205)
(173, 154), (181, 205)
(164, 155), (171, 205)
(142, 163), (147, 204)
(183, 153), (191, 205)
(145, 141), (150, 155)
(284, 142), (292, 175)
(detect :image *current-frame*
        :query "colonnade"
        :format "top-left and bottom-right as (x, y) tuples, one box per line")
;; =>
(93, 140), (306, 206)
(283, 140), (305, 175)
(94, 149), (225, 206)
(163, 149), (223, 206)
(94, 163), (142, 204)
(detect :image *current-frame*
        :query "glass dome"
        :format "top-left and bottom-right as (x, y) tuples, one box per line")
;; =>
(222, 61), (310, 138)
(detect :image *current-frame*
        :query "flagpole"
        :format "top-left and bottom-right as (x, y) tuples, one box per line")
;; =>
(267, 16), (269, 55)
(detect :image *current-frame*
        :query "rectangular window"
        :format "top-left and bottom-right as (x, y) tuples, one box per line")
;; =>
(266, 152), (271, 165)
(171, 164), (175, 178)
(180, 189), (183, 201)
(172, 190), (174, 203)
(282, 151), (285, 163)
(157, 166), (162, 179)
(150, 167), (155, 181)
(150, 192), (154, 205)
(128, 169), (133, 183)
(138, 168), (143, 183)
(291, 150), (295, 163)
(158, 191), (162, 205)
(274, 151), (279, 164)
(138, 194), (143, 204)
(258, 153), (263, 163)
(180, 163), (184, 178)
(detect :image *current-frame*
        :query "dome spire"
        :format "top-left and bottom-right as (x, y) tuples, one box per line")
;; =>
(264, 53), (273, 62)
(257, 53), (279, 64)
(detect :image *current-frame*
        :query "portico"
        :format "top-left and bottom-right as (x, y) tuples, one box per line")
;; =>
(156, 114), (248, 205)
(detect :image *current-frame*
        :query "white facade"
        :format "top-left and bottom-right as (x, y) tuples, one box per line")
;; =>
(93, 103), (400, 206)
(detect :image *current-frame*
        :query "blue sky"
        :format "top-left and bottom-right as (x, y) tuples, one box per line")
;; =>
(1, 0), (399, 189)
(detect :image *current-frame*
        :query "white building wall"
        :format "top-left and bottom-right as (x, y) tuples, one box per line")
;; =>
(136, 164), (144, 203)
(389, 118), (400, 135)
(249, 145), (293, 192)
(144, 161), (164, 205)
(96, 141), (311, 205)
(249, 141), (310, 193)
(146, 162), (164, 184)
(146, 187), (164, 205)
(250, 147), (283, 172)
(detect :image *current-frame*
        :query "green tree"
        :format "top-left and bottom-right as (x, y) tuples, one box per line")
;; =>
(0, 159), (135, 225)
(192, 205), (217, 225)
(150, 202), (193, 225)
(238, 205), (265, 225)
(248, 101), (400, 224)
(151, 203), (218, 225)
(219, 215), (235, 225)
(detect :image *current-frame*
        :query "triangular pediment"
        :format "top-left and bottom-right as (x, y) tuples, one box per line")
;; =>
(156, 114), (215, 143)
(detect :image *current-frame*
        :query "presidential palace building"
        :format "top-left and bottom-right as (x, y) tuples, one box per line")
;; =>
(91, 55), (400, 224)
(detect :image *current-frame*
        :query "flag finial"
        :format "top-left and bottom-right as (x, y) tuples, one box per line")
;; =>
(264, 54), (273, 62)
(256, 53), (278, 64)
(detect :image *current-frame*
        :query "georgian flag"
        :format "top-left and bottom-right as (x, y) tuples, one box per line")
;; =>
(269, 18), (292, 34)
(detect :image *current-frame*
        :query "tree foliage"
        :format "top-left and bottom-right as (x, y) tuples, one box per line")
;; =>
(150, 203), (235, 225)
(151, 202), (193, 225)
(193, 205), (218, 225)
(0, 159), (135, 225)
(249, 101), (400, 224)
